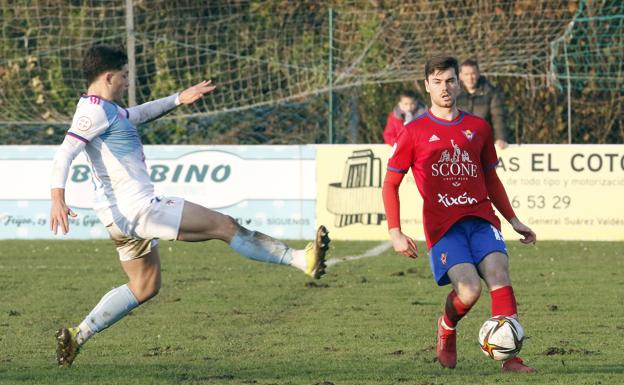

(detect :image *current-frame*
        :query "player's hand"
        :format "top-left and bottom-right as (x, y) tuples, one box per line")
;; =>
(178, 80), (216, 105)
(50, 189), (77, 235)
(389, 228), (419, 259)
(510, 217), (536, 245)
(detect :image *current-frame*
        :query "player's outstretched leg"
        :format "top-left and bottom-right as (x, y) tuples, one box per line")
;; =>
(229, 224), (330, 279)
(177, 202), (330, 278)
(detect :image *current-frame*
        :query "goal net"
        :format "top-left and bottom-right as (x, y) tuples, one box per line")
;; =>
(0, 0), (621, 144)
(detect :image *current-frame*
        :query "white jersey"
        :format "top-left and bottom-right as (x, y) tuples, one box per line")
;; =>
(69, 95), (153, 222)
(52, 93), (179, 226)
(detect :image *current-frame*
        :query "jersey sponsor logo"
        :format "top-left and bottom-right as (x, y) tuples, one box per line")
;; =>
(437, 192), (478, 207)
(431, 139), (477, 179)
(462, 129), (475, 140)
(75, 116), (92, 131)
(428, 134), (440, 142)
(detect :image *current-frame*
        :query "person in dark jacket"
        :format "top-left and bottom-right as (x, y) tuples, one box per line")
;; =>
(457, 59), (509, 149)
(383, 90), (427, 145)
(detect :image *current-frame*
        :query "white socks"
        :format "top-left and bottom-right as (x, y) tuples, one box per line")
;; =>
(289, 249), (307, 272)
(76, 321), (94, 345)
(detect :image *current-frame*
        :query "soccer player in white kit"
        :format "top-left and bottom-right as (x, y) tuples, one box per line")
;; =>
(50, 45), (330, 367)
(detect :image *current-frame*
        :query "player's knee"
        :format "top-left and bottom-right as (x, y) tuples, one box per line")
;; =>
(130, 275), (161, 303)
(224, 214), (239, 229)
(221, 215), (241, 240)
(487, 270), (511, 288)
(457, 282), (482, 306)
(138, 282), (160, 303)
(150, 277), (161, 296)
(463, 291), (481, 307)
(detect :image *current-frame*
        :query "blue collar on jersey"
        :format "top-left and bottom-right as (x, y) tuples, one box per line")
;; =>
(426, 110), (465, 126)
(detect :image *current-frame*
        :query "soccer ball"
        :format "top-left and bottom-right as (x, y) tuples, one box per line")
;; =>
(478, 316), (524, 361)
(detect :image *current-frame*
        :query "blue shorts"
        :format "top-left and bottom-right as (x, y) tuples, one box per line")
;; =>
(428, 218), (508, 286)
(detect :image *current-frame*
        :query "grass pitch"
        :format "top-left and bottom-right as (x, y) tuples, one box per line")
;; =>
(0, 239), (622, 385)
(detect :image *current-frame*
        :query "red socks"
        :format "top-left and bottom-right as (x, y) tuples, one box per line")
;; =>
(490, 286), (517, 317)
(442, 286), (518, 329)
(443, 290), (472, 328)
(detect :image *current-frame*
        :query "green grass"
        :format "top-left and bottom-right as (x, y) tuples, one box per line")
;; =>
(0, 239), (623, 385)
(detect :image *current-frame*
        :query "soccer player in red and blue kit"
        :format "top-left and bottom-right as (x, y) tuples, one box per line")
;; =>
(382, 56), (537, 373)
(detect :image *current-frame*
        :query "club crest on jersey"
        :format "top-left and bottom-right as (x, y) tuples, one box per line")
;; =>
(441, 252), (447, 265)
(462, 129), (475, 140)
(76, 116), (92, 131)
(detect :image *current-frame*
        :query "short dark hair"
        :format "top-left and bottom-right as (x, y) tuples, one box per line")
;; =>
(399, 90), (418, 100)
(82, 45), (128, 85)
(460, 58), (480, 71)
(424, 55), (459, 80)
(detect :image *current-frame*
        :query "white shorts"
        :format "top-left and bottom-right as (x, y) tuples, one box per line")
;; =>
(105, 196), (185, 261)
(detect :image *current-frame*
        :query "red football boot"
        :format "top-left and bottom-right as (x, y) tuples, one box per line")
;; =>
(436, 317), (457, 368)
(502, 357), (536, 373)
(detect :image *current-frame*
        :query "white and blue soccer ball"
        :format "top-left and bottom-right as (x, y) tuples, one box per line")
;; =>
(478, 316), (525, 361)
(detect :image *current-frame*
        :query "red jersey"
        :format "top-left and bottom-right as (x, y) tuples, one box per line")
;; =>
(387, 110), (501, 247)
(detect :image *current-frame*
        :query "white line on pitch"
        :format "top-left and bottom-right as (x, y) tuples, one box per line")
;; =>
(326, 241), (393, 266)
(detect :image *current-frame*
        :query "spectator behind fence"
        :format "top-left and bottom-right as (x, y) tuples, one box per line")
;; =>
(383, 90), (427, 145)
(457, 59), (509, 149)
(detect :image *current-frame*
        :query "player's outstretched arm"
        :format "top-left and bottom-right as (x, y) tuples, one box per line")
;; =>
(177, 80), (216, 105)
(50, 188), (77, 235)
(126, 80), (217, 126)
